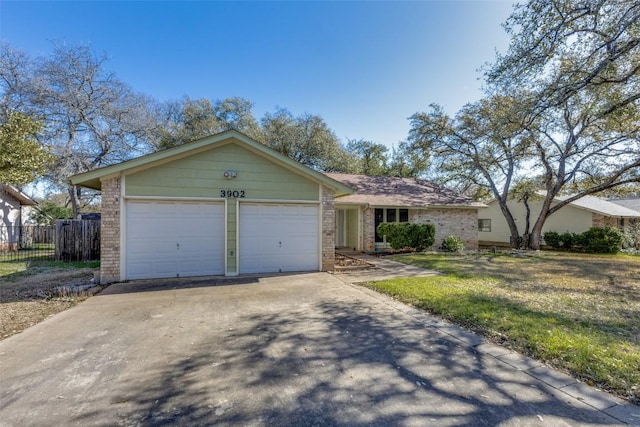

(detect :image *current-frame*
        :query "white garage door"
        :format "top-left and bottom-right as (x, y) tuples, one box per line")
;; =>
(126, 201), (225, 280)
(239, 203), (319, 274)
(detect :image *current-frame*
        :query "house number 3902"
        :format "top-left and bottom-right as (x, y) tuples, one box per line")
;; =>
(220, 190), (245, 198)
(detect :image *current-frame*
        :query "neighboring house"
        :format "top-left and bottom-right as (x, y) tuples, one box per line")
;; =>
(0, 184), (38, 250)
(325, 173), (485, 252)
(479, 194), (640, 246)
(608, 197), (640, 217)
(69, 130), (353, 283)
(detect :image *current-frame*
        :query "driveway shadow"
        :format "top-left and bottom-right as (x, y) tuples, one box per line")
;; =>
(70, 296), (620, 426)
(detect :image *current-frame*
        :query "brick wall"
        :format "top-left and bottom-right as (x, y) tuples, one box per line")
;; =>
(321, 185), (335, 271)
(410, 208), (479, 250)
(363, 207), (375, 252)
(592, 213), (617, 228)
(100, 176), (121, 283)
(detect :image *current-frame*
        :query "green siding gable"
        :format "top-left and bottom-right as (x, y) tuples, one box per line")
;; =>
(125, 141), (319, 201)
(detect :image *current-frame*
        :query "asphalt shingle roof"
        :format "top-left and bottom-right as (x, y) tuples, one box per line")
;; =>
(608, 198), (640, 214)
(555, 194), (640, 218)
(325, 173), (485, 208)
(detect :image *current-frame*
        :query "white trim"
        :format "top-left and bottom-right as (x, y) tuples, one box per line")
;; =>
(223, 198), (228, 276)
(123, 195), (226, 202)
(120, 175), (126, 281)
(318, 187), (323, 270)
(240, 198), (320, 204)
(227, 198), (239, 276)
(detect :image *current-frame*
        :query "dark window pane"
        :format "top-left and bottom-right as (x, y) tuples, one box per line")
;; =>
(399, 209), (409, 222)
(386, 209), (396, 223)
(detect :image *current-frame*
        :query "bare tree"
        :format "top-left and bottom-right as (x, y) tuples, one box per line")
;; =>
(1, 43), (160, 217)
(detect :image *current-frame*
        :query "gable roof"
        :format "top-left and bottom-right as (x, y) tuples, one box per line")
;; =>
(326, 173), (485, 208)
(68, 130), (353, 196)
(554, 194), (640, 218)
(0, 184), (37, 206)
(608, 198), (640, 214)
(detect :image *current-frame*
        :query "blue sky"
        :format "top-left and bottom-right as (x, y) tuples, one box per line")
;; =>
(1, 1), (513, 148)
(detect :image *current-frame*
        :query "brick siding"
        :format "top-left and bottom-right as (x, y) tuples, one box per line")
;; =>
(592, 213), (617, 228)
(321, 185), (335, 271)
(410, 208), (479, 250)
(100, 176), (121, 283)
(363, 207), (375, 252)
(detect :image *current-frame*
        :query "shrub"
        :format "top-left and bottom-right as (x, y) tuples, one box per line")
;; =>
(581, 227), (623, 254)
(441, 235), (465, 252)
(559, 232), (577, 249)
(543, 231), (562, 248)
(376, 222), (435, 251)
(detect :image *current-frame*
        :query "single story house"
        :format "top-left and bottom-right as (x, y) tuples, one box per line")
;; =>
(325, 173), (485, 252)
(0, 184), (38, 250)
(479, 194), (640, 246)
(608, 197), (640, 217)
(69, 130), (484, 283)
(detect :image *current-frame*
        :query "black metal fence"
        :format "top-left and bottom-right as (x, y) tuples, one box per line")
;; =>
(0, 225), (55, 261)
(0, 221), (100, 262)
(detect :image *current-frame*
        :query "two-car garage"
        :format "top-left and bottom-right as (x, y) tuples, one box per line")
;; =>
(69, 130), (351, 283)
(125, 200), (320, 280)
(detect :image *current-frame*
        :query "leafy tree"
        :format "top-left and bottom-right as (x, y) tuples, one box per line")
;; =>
(0, 111), (52, 185)
(408, 95), (534, 248)
(411, 0), (640, 249)
(259, 108), (356, 172)
(156, 97), (261, 149)
(386, 140), (430, 178)
(30, 200), (72, 225)
(346, 139), (389, 175)
(484, 0), (640, 249)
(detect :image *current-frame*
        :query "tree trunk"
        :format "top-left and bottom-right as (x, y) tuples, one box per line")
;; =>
(68, 185), (82, 220)
(497, 198), (521, 248)
(528, 193), (556, 250)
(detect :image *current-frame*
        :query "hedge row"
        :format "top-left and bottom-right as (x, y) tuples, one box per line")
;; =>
(543, 227), (623, 254)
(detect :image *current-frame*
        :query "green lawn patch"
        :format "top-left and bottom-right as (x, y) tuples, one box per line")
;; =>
(362, 252), (640, 404)
(0, 260), (100, 280)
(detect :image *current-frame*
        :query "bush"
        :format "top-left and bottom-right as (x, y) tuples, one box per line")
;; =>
(441, 235), (465, 252)
(544, 231), (578, 249)
(581, 227), (623, 254)
(376, 222), (435, 251)
(544, 227), (623, 253)
(543, 231), (562, 249)
(560, 232), (578, 249)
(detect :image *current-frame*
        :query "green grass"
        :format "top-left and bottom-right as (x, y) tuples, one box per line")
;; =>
(0, 260), (100, 279)
(362, 252), (640, 404)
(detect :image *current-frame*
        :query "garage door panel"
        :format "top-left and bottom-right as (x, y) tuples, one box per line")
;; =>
(239, 203), (319, 274)
(126, 201), (225, 280)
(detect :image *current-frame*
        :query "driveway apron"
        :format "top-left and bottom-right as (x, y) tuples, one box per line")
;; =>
(0, 272), (637, 426)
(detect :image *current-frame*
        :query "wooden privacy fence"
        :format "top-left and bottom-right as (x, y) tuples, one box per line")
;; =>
(55, 220), (100, 262)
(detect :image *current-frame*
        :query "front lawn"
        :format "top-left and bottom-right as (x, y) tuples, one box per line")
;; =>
(0, 261), (100, 340)
(362, 251), (640, 404)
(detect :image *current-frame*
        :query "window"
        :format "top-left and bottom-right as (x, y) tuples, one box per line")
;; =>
(386, 209), (396, 223)
(375, 208), (409, 242)
(478, 219), (491, 232)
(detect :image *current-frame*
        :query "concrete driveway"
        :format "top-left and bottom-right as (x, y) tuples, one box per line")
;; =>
(0, 272), (637, 426)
